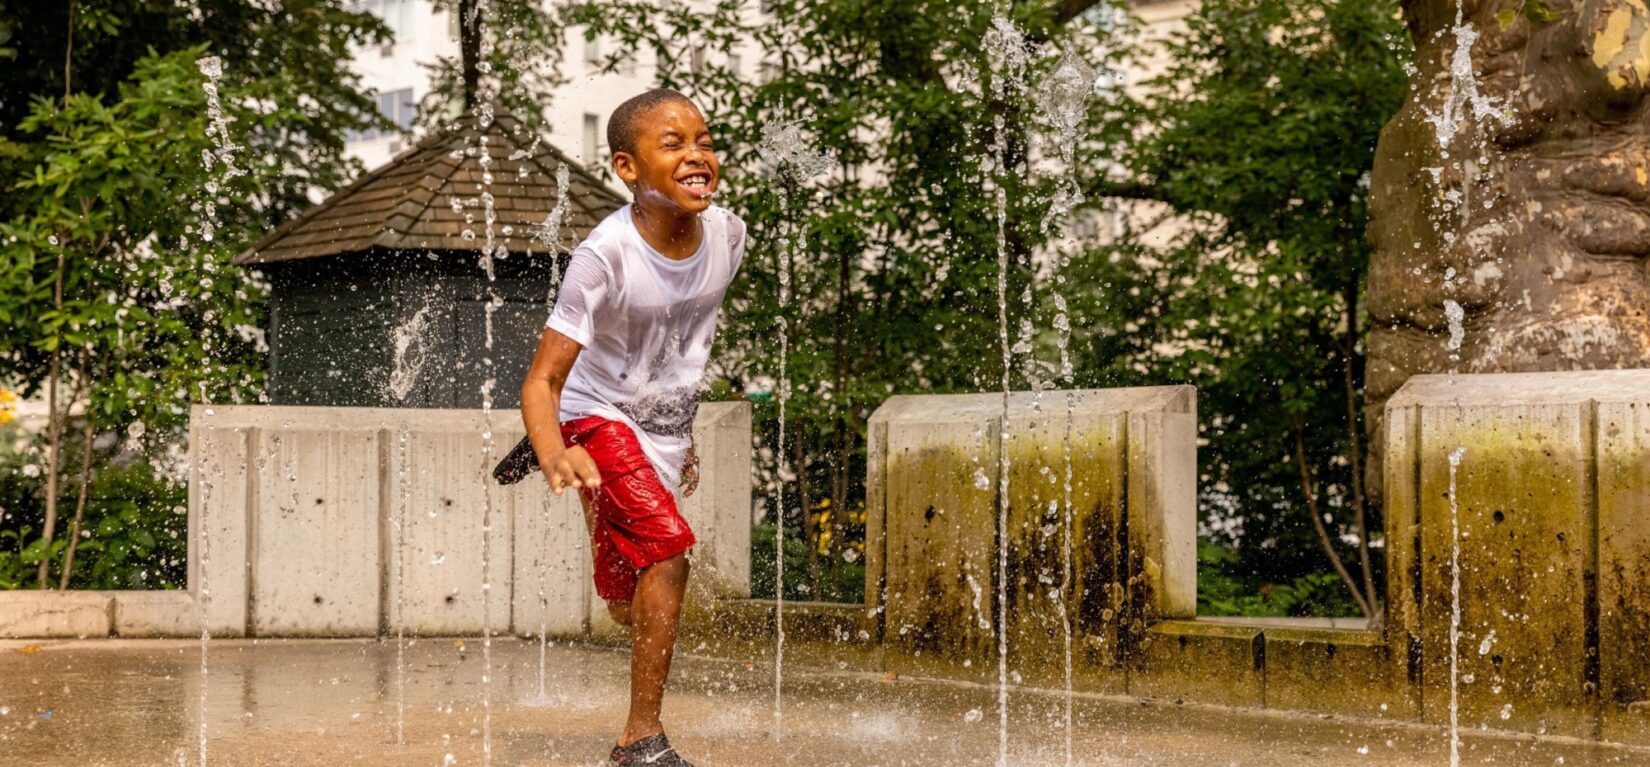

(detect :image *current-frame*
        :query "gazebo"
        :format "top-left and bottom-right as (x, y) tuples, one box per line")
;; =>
(237, 112), (626, 409)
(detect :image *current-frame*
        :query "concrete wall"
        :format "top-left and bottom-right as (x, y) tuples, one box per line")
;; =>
(0, 403), (751, 639)
(864, 387), (1197, 689)
(1385, 370), (1650, 744)
(8, 374), (1650, 748)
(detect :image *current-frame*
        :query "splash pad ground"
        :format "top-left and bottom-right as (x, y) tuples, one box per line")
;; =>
(2, 638), (1643, 766)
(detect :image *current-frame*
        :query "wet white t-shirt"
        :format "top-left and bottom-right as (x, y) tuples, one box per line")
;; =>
(546, 204), (746, 488)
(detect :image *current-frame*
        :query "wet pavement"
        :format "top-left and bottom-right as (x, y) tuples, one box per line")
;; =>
(1, 638), (1644, 766)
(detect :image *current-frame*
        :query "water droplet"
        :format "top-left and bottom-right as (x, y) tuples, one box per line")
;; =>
(963, 708), (983, 723)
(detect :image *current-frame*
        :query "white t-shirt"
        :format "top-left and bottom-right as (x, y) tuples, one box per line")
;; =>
(546, 204), (747, 488)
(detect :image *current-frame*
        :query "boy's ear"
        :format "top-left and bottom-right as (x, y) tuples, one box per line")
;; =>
(613, 151), (638, 188)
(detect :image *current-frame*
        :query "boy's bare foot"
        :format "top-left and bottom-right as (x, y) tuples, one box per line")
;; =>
(608, 733), (694, 766)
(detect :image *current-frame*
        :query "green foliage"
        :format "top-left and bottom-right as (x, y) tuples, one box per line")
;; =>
(1, 49), (267, 434)
(1196, 541), (1360, 617)
(1065, 0), (1408, 614)
(0, 1), (384, 589)
(0, 443), (187, 590)
(575, 0), (1123, 602)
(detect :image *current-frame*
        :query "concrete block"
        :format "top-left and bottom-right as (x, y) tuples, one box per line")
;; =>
(1597, 399), (1650, 747)
(112, 590), (200, 637)
(1131, 619), (1263, 708)
(1263, 627), (1414, 720)
(383, 421), (511, 636)
(188, 412), (254, 636)
(506, 445), (590, 639)
(184, 404), (752, 638)
(680, 402), (753, 598)
(0, 592), (111, 638)
(249, 427), (382, 636)
(867, 388), (1195, 687)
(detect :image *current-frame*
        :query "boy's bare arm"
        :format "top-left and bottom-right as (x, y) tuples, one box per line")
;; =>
(520, 328), (602, 494)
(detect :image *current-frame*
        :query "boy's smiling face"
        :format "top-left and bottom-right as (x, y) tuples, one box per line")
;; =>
(614, 100), (720, 216)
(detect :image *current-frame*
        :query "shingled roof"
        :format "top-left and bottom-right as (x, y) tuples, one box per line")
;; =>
(236, 110), (626, 266)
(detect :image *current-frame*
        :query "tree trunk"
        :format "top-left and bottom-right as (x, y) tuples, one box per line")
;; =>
(1366, 0), (1650, 496)
(459, 0), (481, 110)
(797, 424), (819, 597)
(829, 219), (853, 600)
(1294, 422), (1373, 618)
(57, 406), (97, 590)
(1341, 282), (1378, 615)
(36, 251), (67, 589)
(59, 352), (107, 590)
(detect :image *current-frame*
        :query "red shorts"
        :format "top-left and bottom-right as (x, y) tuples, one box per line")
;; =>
(560, 416), (696, 602)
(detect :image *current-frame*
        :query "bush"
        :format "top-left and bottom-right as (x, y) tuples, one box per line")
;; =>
(0, 438), (187, 590)
(749, 522), (865, 604)
(1196, 540), (1362, 617)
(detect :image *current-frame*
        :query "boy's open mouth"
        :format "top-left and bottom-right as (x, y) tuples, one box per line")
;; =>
(675, 171), (714, 198)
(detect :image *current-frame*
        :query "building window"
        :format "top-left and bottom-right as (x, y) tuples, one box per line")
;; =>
(690, 45), (706, 74)
(354, 0), (417, 49)
(584, 33), (601, 69)
(348, 88), (416, 143)
(583, 113), (600, 164)
(727, 52), (742, 75)
(617, 48), (638, 77)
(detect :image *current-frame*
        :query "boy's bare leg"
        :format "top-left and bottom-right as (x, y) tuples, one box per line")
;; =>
(617, 552), (690, 747)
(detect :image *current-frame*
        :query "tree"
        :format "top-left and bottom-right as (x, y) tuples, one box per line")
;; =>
(1365, 0), (1650, 492)
(1069, 0), (1408, 616)
(418, 0), (569, 131)
(572, 0), (1121, 599)
(0, 0), (386, 588)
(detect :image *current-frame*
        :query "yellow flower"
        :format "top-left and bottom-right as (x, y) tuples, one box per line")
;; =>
(0, 387), (17, 426)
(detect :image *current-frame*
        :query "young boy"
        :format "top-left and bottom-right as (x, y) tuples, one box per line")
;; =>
(518, 88), (743, 767)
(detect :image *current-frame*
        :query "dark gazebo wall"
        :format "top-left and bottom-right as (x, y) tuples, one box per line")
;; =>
(264, 248), (566, 409)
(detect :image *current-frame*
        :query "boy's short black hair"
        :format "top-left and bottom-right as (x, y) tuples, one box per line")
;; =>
(606, 88), (696, 158)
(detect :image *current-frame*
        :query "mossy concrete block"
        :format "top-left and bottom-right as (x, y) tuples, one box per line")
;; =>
(1263, 627), (1414, 720)
(866, 388), (1195, 691)
(879, 414), (1000, 680)
(1131, 620), (1263, 708)
(1387, 370), (1650, 739)
(1003, 406), (1127, 693)
(0, 592), (112, 638)
(1598, 399), (1650, 747)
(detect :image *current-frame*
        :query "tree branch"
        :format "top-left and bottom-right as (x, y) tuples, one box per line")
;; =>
(1050, 0), (1108, 27)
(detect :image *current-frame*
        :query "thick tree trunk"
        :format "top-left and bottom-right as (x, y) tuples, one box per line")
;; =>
(1366, 0), (1650, 496)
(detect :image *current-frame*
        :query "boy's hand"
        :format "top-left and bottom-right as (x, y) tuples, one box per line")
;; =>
(545, 445), (601, 496)
(681, 446), (700, 497)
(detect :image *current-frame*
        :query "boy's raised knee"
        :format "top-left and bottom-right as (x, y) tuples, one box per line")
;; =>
(607, 601), (633, 626)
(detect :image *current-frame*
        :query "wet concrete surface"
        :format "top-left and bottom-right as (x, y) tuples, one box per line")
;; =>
(1, 638), (1644, 766)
